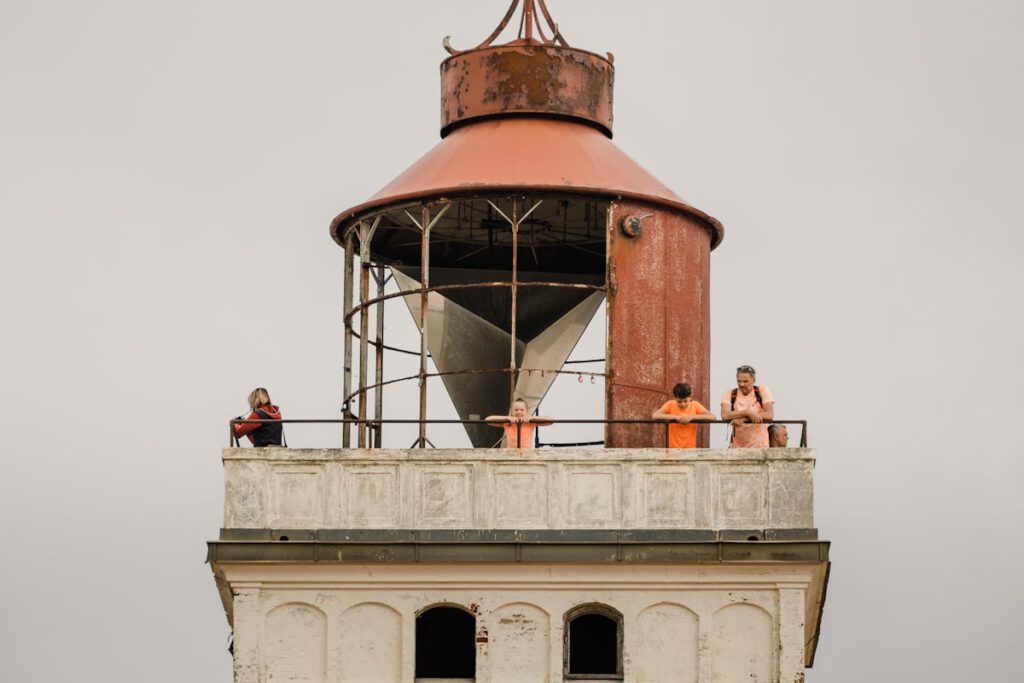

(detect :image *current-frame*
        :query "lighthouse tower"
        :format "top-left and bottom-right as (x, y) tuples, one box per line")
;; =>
(208, 2), (829, 681)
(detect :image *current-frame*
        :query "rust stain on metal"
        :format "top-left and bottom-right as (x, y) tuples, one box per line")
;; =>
(441, 45), (614, 137)
(606, 201), (712, 448)
(485, 49), (562, 108)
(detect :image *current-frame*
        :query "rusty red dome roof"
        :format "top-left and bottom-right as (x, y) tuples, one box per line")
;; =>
(330, 117), (723, 247)
(331, 0), (722, 247)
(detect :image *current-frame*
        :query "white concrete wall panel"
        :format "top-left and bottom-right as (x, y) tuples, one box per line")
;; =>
(564, 466), (619, 524)
(769, 462), (814, 528)
(263, 603), (327, 683)
(222, 448), (815, 531)
(268, 466), (325, 528)
(639, 466), (696, 527)
(710, 603), (774, 683)
(219, 565), (821, 683)
(634, 603), (699, 682)
(491, 467), (549, 526)
(489, 602), (550, 683)
(417, 467), (473, 526)
(224, 460), (267, 528)
(343, 467), (400, 527)
(338, 602), (402, 683)
(715, 467), (767, 528)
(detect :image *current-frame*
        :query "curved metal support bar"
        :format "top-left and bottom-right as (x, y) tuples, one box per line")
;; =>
(445, 0), (520, 55)
(343, 280), (607, 326)
(443, 0), (570, 56)
(344, 366), (606, 405)
(536, 0), (568, 46)
(338, 193), (613, 246)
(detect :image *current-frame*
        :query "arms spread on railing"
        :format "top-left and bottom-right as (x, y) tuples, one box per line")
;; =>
(228, 418), (808, 448)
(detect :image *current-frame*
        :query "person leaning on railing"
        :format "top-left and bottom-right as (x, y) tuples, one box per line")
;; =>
(233, 387), (285, 447)
(485, 397), (553, 449)
(652, 382), (718, 448)
(720, 365), (775, 448)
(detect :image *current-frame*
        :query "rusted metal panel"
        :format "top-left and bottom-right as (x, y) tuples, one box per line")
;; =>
(329, 119), (723, 249)
(606, 201), (711, 448)
(440, 45), (614, 137)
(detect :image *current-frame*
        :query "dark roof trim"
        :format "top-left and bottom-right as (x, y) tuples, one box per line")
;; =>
(207, 538), (829, 565)
(330, 188), (724, 251)
(219, 528), (818, 543)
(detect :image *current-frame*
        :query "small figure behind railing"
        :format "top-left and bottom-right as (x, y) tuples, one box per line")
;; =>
(233, 387), (285, 447)
(485, 397), (554, 448)
(768, 423), (788, 448)
(652, 382), (718, 448)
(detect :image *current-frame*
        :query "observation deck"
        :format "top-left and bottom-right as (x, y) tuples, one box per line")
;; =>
(217, 447), (816, 538)
(209, 439), (830, 676)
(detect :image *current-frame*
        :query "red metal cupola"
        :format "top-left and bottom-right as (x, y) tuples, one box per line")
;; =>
(331, 0), (722, 247)
(332, 0), (723, 449)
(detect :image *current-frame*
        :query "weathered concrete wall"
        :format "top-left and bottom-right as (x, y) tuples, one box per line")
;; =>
(218, 563), (820, 683)
(222, 448), (815, 531)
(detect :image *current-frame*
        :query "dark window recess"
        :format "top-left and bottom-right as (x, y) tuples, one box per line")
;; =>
(415, 606), (476, 679)
(568, 612), (621, 676)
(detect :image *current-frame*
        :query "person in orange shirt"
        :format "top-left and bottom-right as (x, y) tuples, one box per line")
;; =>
(652, 383), (717, 448)
(485, 397), (554, 448)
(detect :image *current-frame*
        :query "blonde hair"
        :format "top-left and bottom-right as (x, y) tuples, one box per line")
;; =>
(247, 387), (272, 410)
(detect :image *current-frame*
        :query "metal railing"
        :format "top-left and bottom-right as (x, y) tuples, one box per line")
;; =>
(228, 418), (808, 449)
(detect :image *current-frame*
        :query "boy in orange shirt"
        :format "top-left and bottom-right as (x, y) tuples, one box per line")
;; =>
(652, 383), (717, 448)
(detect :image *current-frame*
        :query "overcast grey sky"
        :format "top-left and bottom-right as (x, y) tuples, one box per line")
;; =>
(2, 1), (1022, 680)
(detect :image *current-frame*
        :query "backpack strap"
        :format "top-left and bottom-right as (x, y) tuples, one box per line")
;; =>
(731, 386), (764, 410)
(255, 408), (286, 447)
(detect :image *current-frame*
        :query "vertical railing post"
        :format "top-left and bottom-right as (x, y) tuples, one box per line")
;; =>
(373, 263), (386, 449)
(342, 232), (355, 447)
(509, 199), (519, 405)
(405, 203), (448, 450)
(357, 218), (380, 448)
(492, 197), (542, 408)
(418, 206), (431, 449)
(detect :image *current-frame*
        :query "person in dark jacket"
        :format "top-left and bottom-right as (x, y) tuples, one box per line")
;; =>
(234, 387), (284, 447)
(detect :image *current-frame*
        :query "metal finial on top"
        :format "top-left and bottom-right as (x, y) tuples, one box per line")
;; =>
(444, 0), (568, 56)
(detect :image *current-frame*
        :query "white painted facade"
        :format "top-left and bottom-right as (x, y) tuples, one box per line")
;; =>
(211, 447), (827, 682)
(218, 564), (824, 683)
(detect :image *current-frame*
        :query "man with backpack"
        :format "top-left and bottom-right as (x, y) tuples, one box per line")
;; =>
(720, 365), (775, 448)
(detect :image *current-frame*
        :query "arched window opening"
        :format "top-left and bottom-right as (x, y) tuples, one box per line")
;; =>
(565, 605), (623, 679)
(416, 606), (476, 680)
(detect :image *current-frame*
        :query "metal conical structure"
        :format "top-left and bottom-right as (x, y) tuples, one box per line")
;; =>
(393, 267), (603, 446)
